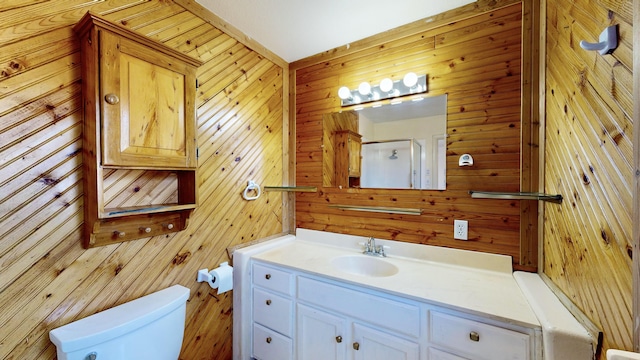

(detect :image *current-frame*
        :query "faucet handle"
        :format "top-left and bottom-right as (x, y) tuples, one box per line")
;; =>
(376, 245), (386, 257)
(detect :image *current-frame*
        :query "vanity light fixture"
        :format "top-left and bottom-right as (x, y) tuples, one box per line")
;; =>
(338, 73), (427, 106)
(338, 86), (352, 101)
(379, 78), (394, 93)
(358, 82), (372, 96)
(403, 72), (419, 88)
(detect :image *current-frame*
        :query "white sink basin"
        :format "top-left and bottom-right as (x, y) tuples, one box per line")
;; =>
(331, 255), (399, 277)
(608, 350), (640, 360)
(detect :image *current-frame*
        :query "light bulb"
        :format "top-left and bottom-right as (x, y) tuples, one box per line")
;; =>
(338, 86), (352, 100)
(379, 78), (394, 93)
(403, 72), (418, 88)
(358, 82), (372, 96)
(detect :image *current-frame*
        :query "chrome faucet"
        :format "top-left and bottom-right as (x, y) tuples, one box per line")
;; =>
(363, 237), (386, 257)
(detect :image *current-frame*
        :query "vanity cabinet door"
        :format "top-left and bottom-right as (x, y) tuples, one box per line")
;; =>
(428, 347), (470, 360)
(352, 323), (420, 360)
(99, 29), (197, 169)
(297, 304), (347, 360)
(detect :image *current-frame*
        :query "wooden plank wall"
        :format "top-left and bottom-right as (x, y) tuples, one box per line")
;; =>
(292, 1), (533, 268)
(0, 1), (286, 359)
(543, 0), (634, 355)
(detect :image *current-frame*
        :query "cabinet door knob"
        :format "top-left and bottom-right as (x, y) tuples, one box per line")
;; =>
(469, 331), (480, 342)
(139, 227), (151, 233)
(104, 93), (120, 105)
(266, 337), (272, 344)
(353, 342), (360, 350)
(113, 231), (125, 238)
(335, 336), (342, 343)
(163, 223), (174, 230)
(266, 299), (272, 305)
(265, 274), (271, 279)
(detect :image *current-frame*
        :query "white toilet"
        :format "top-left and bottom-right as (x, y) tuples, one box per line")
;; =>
(49, 285), (189, 360)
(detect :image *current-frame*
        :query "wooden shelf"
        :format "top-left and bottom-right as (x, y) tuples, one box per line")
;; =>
(102, 203), (197, 218)
(469, 191), (563, 204)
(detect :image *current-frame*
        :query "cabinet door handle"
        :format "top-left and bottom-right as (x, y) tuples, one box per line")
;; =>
(265, 274), (271, 280)
(469, 331), (480, 342)
(266, 299), (272, 305)
(139, 227), (151, 233)
(266, 337), (272, 344)
(335, 336), (342, 343)
(104, 93), (120, 105)
(352, 342), (360, 350)
(113, 231), (125, 238)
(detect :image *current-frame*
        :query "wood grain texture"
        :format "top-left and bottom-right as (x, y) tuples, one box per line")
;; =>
(543, 0), (634, 356)
(292, 2), (532, 267)
(0, 0), (286, 359)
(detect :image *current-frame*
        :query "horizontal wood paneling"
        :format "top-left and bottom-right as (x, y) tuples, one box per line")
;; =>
(543, 0), (634, 356)
(292, 1), (530, 267)
(0, 0), (286, 359)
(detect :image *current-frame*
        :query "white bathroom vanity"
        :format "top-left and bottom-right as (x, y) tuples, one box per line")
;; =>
(232, 229), (595, 360)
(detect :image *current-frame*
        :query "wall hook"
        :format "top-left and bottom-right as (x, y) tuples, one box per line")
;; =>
(579, 25), (618, 55)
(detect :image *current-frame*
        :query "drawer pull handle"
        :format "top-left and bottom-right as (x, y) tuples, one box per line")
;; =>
(265, 274), (271, 280)
(353, 342), (360, 350)
(104, 93), (119, 105)
(266, 337), (272, 344)
(469, 331), (480, 342)
(139, 227), (152, 233)
(266, 299), (272, 305)
(113, 231), (126, 238)
(336, 336), (342, 343)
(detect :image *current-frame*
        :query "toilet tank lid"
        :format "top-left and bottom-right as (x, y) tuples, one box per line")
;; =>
(50, 285), (189, 352)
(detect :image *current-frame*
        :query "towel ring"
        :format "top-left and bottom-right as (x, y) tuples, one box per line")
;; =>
(243, 180), (261, 200)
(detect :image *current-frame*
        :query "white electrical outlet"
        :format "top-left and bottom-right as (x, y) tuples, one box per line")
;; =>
(454, 220), (468, 240)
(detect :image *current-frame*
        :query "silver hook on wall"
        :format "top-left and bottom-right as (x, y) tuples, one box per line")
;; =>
(579, 25), (618, 55)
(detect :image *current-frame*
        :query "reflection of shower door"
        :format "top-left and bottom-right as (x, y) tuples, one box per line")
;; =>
(361, 139), (421, 189)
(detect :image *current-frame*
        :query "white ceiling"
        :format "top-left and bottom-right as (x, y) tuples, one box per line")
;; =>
(197, 0), (476, 63)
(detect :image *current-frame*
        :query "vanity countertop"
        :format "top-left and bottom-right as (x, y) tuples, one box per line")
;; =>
(251, 228), (540, 329)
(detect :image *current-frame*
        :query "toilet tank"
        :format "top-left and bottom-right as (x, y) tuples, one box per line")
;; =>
(50, 285), (190, 360)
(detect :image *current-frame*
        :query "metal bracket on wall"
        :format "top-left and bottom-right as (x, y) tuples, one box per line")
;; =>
(328, 204), (422, 215)
(469, 191), (563, 204)
(263, 186), (318, 192)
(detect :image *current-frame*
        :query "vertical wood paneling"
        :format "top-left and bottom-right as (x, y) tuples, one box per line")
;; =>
(0, 0), (286, 359)
(543, 0), (634, 356)
(292, 1), (530, 267)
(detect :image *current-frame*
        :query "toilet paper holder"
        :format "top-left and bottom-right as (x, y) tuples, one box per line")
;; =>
(197, 261), (234, 294)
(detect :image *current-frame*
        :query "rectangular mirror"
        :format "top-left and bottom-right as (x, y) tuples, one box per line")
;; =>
(323, 94), (447, 190)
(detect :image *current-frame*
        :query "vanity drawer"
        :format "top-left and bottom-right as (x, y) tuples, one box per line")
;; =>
(253, 323), (292, 360)
(253, 288), (293, 336)
(429, 311), (530, 360)
(297, 276), (420, 338)
(252, 262), (293, 295)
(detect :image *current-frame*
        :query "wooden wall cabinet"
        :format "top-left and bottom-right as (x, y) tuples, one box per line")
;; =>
(74, 12), (203, 247)
(334, 130), (362, 188)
